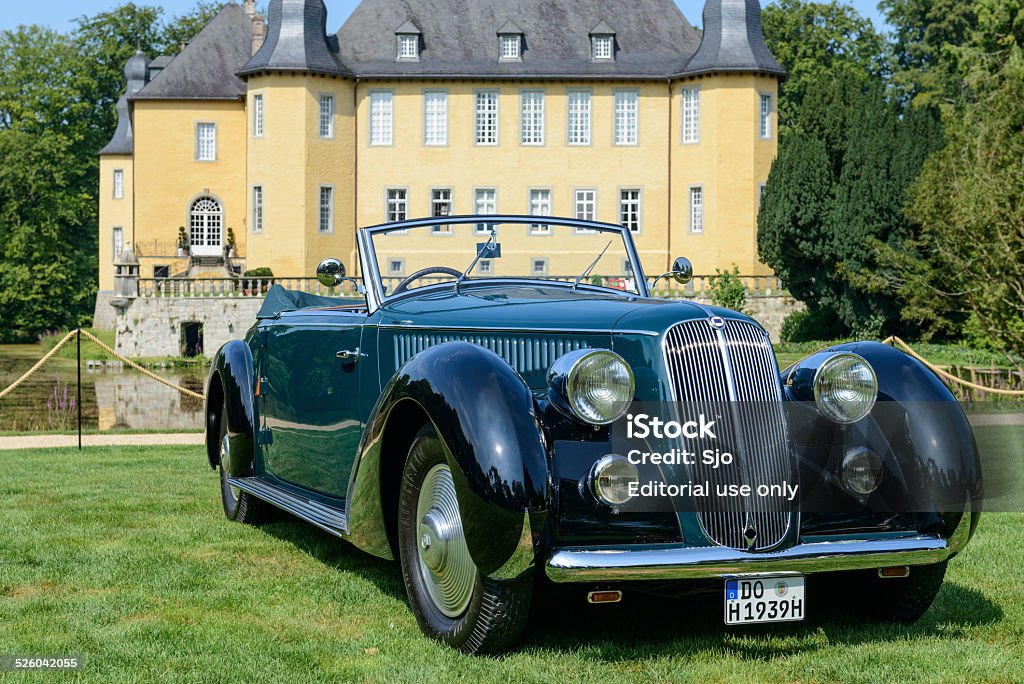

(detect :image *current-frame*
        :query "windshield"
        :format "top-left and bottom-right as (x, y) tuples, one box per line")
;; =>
(367, 217), (643, 299)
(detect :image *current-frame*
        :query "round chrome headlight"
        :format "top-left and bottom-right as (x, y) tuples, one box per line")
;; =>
(813, 353), (877, 424)
(589, 455), (639, 507)
(550, 350), (635, 425)
(841, 448), (883, 496)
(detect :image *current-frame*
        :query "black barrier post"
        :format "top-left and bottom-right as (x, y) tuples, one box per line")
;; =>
(77, 328), (82, 451)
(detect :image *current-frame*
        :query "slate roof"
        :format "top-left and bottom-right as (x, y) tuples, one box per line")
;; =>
(335, 0), (701, 79)
(133, 3), (253, 100)
(99, 51), (150, 155)
(680, 0), (786, 77)
(239, 0), (348, 76)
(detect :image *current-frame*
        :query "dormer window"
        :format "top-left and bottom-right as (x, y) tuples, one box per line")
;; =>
(395, 20), (422, 62)
(500, 34), (521, 61)
(589, 21), (616, 62)
(397, 34), (418, 60)
(496, 20), (524, 62)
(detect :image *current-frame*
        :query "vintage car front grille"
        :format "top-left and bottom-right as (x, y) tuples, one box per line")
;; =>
(394, 333), (588, 377)
(663, 320), (795, 551)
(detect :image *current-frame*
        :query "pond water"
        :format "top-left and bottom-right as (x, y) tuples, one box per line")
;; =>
(0, 346), (206, 433)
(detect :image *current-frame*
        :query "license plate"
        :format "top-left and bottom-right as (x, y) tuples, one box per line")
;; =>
(724, 574), (805, 625)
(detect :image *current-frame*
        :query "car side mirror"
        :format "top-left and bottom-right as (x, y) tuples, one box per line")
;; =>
(317, 258), (347, 287)
(670, 257), (693, 285)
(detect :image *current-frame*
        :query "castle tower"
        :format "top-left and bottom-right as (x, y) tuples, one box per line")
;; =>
(239, 0), (356, 278)
(671, 0), (785, 275)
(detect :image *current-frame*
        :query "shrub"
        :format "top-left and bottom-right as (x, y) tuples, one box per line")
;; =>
(780, 307), (845, 343)
(708, 265), (747, 313)
(242, 267), (274, 278)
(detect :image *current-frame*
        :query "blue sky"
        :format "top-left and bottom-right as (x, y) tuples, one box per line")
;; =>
(0, 1), (891, 34)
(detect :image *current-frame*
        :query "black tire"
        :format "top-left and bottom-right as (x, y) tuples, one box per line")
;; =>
(217, 400), (269, 525)
(398, 424), (532, 654)
(857, 561), (948, 623)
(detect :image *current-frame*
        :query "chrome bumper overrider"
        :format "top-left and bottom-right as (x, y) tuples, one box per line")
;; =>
(546, 511), (973, 582)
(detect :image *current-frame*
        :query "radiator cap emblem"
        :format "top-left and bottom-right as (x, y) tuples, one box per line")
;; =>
(708, 316), (726, 330)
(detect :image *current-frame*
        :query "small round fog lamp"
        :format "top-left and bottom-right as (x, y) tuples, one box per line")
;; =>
(589, 455), (639, 507)
(841, 448), (883, 496)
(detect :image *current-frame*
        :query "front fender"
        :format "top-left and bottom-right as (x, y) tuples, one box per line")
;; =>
(348, 342), (548, 576)
(786, 341), (982, 540)
(205, 339), (257, 477)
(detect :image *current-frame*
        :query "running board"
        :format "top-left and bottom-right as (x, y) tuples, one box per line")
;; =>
(228, 477), (348, 537)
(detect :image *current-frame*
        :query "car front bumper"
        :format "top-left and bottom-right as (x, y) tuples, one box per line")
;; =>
(545, 511), (973, 582)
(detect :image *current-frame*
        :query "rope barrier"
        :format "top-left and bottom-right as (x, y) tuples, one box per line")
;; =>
(883, 336), (1024, 397)
(0, 330), (205, 402)
(0, 330), (79, 400)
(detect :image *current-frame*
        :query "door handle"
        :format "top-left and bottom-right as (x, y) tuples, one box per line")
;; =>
(336, 348), (361, 363)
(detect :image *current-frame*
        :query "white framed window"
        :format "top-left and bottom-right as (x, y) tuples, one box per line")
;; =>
(614, 90), (638, 145)
(370, 91), (393, 146)
(387, 258), (406, 276)
(431, 188), (452, 234)
(681, 87), (700, 144)
(252, 185), (263, 233)
(689, 185), (704, 234)
(478, 259), (493, 274)
(319, 94), (335, 139)
(529, 189), (551, 234)
(474, 188), (497, 234)
(574, 189), (597, 232)
(253, 93), (264, 137)
(424, 91), (448, 146)
(112, 226), (123, 260)
(520, 91), (544, 145)
(531, 258), (548, 276)
(319, 185), (334, 233)
(567, 90), (592, 145)
(500, 34), (521, 61)
(758, 182), (767, 209)
(113, 169), (124, 199)
(475, 90), (498, 145)
(620, 189), (641, 233)
(386, 188), (407, 223)
(592, 35), (613, 60)
(195, 122), (217, 161)
(397, 34), (419, 61)
(759, 93), (773, 139)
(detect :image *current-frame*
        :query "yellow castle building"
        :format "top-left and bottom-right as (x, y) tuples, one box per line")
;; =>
(97, 0), (784, 295)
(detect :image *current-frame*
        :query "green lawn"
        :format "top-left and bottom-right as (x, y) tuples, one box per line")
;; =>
(1, 446), (1021, 683)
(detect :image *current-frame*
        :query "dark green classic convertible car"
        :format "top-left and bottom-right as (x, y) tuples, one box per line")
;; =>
(205, 216), (981, 653)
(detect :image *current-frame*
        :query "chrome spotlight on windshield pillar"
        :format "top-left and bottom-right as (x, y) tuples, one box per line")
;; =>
(316, 258), (346, 287)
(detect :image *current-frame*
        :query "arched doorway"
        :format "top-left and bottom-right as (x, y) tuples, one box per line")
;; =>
(189, 196), (223, 257)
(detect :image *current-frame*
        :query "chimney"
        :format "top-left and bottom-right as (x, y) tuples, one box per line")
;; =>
(252, 13), (267, 56)
(245, 0), (256, 17)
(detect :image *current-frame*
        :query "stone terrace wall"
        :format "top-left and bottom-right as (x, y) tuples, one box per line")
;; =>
(114, 297), (262, 358)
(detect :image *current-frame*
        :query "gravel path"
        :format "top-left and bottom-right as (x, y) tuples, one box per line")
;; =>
(0, 433), (204, 451)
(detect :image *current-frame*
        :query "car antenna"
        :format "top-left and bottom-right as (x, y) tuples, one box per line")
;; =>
(455, 225), (497, 294)
(572, 240), (612, 291)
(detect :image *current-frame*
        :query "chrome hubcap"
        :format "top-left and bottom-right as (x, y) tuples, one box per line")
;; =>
(221, 434), (240, 501)
(415, 464), (475, 618)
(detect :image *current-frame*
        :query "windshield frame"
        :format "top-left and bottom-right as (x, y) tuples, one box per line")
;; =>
(357, 215), (650, 312)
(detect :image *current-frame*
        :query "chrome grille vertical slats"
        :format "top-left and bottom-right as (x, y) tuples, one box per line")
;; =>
(663, 319), (794, 551)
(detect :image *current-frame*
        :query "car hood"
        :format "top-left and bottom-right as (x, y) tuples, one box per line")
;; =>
(377, 283), (720, 332)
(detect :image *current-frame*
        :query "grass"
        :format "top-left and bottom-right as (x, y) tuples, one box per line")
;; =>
(774, 340), (1024, 371)
(0, 446), (1022, 682)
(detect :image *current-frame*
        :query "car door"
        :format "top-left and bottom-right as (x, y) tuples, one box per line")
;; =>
(259, 310), (364, 499)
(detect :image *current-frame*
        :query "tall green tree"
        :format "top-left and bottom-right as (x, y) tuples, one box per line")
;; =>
(876, 0), (1024, 361)
(762, 0), (890, 128)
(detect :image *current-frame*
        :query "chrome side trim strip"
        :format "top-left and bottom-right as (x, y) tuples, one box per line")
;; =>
(229, 477), (348, 537)
(379, 323), (658, 336)
(545, 535), (956, 582)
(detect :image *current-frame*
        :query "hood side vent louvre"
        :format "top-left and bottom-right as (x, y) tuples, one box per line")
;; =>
(394, 333), (589, 377)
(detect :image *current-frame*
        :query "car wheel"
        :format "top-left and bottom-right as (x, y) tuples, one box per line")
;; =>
(855, 561), (947, 623)
(218, 400), (268, 525)
(398, 424), (532, 653)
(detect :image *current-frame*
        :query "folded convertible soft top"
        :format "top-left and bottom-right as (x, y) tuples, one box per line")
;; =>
(256, 284), (353, 319)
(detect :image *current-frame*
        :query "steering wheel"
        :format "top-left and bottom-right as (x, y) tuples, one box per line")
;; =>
(391, 267), (464, 295)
